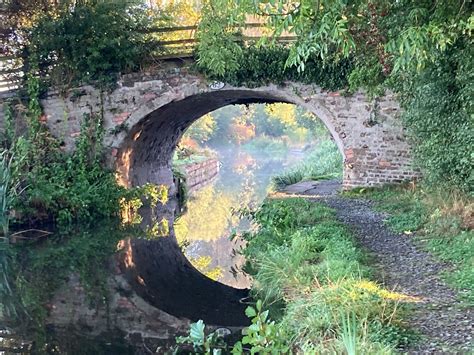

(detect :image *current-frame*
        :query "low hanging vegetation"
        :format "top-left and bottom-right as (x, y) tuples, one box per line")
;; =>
(195, 0), (473, 193)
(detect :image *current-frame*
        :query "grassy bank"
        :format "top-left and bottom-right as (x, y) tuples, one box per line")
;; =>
(177, 197), (416, 353)
(271, 140), (342, 190)
(345, 186), (474, 306)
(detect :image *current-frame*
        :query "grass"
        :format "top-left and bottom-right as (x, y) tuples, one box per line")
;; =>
(0, 151), (23, 322)
(238, 197), (417, 352)
(345, 185), (474, 306)
(271, 139), (342, 190)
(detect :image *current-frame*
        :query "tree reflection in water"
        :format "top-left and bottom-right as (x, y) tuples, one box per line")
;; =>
(175, 148), (302, 289)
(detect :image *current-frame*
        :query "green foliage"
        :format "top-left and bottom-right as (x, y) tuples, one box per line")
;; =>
(235, 300), (289, 354)
(176, 301), (289, 354)
(28, 0), (158, 88)
(341, 312), (361, 355)
(272, 139), (342, 190)
(271, 170), (304, 190)
(198, 45), (353, 91)
(15, 111), (126, 225)
(236, 197), (412, 352)
(176, 319), (228, 354)
(397, 42), (473, 192)
(197, 0), (356, 74)
(0, 151), (24, 321)
(196, 0), (244, 78)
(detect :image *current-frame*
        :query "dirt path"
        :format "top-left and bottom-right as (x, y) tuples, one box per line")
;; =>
(282, 180), (474, 354)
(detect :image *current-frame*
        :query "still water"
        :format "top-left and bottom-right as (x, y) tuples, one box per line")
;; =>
(0, 146), (304, 354)
(175, 145), (304, 289)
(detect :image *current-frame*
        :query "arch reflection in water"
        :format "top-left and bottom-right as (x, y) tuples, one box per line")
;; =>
(172, 103), (330, 289)
(120, 102), (341, 325)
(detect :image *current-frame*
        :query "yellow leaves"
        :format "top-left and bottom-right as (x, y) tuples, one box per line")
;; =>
(146, 217), (170, 238)
(175, 185), (237, 243)
(120, 184), (168, 225)
(143, 183), (169, 206)
(189, 255), (223, 281)
(265, 103), (297, 128)
(354, 280), (420, 302)
(184, 113), (216, 143)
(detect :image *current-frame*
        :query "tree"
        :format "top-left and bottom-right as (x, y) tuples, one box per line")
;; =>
(195, 0), (473, 191)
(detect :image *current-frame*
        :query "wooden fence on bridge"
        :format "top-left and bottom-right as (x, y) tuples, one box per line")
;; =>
(0, 23), (296, 96)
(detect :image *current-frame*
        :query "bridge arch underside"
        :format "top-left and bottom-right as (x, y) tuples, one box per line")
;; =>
(113, 87), (415, 326)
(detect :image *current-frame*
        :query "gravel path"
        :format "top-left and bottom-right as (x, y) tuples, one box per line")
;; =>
(282, 180), (474, 354)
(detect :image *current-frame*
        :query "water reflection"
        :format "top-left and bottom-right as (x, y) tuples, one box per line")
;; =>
(175, 147), (303, 289)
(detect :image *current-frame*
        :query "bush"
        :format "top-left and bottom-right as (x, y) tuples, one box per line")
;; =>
(29, 1), (158, 88)
(13, 111), (126, 225)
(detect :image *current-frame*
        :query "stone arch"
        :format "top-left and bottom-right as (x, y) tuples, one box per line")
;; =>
(113, 87), (349, 326)
(114, 86), (345, 190)
(34, 70), (420, 329)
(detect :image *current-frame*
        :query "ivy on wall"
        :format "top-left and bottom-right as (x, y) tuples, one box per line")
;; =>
(197, 45), (353, 91)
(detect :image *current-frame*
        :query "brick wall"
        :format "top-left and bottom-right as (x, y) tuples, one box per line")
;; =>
(0, 65), (420, 191)
(181, 158), (220, 194)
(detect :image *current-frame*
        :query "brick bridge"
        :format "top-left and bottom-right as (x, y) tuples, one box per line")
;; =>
(36, 65), (418, 191)
(0, 63), (420, 342)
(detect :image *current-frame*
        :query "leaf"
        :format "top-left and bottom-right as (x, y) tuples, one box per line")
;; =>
(245, 306), (257, 318)
(190, 320), (206, 343)
(232, 341), (243, 355)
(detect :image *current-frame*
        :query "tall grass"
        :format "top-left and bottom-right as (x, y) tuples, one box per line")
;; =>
(0, 151), (18, 320)
(272, 139), (342, 190)
(239, 198), (415, 352)
(341, 312), (358, 355)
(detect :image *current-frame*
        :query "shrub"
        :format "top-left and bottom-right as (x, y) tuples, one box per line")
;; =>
(28, 1), (158, 88)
